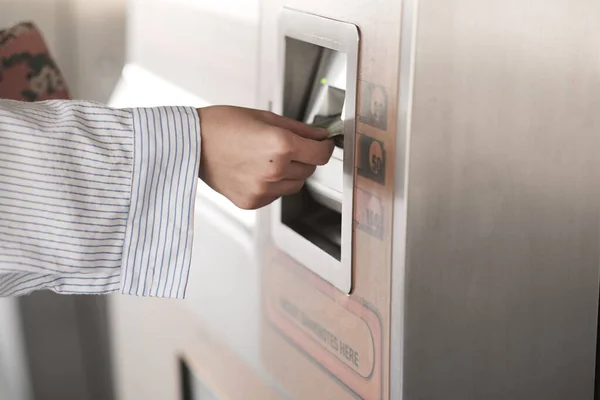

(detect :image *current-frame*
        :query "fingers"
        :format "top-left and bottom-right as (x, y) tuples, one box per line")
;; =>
(269, 179), (305, 197)
(262, 160), (316, 182)
(282, 162), (317, 180)
(267, 112), (329, 140)
(289, 134), (335, 165)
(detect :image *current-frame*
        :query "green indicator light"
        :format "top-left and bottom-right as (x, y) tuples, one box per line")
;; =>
(321, 78), (327, 85)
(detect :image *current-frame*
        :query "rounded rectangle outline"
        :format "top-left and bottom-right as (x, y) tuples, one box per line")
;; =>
(263, 261), (383, 400)
(270, 8), (361, 295)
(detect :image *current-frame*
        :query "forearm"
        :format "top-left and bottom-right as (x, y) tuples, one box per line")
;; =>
(0, 99), (200, 298)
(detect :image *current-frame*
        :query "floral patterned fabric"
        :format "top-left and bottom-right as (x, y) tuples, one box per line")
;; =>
(0, 22), (70, 101)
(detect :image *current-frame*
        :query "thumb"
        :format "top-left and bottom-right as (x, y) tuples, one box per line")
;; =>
(268, 113), (329, 140)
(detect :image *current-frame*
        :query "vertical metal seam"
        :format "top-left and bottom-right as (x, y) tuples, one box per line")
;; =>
(390, 0), (419, 397)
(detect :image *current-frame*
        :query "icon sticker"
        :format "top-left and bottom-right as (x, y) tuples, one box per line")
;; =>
(356, 188), (384, 239)
(359, 82), (388, 131)
(357, 134), (386, 184)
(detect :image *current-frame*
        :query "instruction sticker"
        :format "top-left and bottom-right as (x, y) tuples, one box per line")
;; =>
(264, 264), (383, 399)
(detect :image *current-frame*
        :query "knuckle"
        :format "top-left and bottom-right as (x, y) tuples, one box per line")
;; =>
(251, 180), (269, 197)
(264, 165), (284, 182)
(316, 143), (334, 165)
(234, 194), (261, 210)
(269, 130), (293, 157)
(288, 181), (305, 195)
(261, 110), (277, 121)
(233, 197), (253, 210)
(315, 156), (328, 166)
(236, 201), (252, 210)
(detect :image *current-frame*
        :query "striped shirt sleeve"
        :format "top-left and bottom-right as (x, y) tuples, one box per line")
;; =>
(0, 99), (200, 299)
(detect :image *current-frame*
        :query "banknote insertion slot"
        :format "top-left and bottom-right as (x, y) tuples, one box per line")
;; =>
(271, 9), (359, 294)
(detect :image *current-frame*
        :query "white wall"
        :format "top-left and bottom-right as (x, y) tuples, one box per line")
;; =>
(126, 0), (260, 108)
(0, 2), (127, 399)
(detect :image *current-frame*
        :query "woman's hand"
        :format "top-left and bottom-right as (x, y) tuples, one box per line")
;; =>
(197, 106), (334, 209)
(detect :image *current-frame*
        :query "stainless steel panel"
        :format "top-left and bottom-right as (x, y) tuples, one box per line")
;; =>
(396, 0), (600, 399)
(390, 0), (417, 397)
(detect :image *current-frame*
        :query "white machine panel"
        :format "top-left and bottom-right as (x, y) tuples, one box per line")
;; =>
(270, 9), (360, 294)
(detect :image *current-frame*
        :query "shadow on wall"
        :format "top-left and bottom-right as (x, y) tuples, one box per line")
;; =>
(19, 292), (116, 400)
(0, 0), (127, 102)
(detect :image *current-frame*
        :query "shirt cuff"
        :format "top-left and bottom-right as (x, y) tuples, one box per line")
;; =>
(120, 106), (200, 299)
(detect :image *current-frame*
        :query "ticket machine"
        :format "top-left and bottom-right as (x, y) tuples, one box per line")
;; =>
(109, 0), (600, 399)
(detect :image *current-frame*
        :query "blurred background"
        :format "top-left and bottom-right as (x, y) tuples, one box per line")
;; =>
(0, 1), (261, 399)
(0, 0), (127, 103)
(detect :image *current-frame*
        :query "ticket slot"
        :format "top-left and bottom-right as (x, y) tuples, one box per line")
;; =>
(271, 9), (359, 294)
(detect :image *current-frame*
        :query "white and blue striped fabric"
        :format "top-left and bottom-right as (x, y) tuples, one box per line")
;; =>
(0, 99), (200, 298)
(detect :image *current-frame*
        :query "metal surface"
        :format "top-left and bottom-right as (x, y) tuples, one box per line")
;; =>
(390, 0), (418, 397)
(270, 8), (359, 294)
(398, 0), (600, 399)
